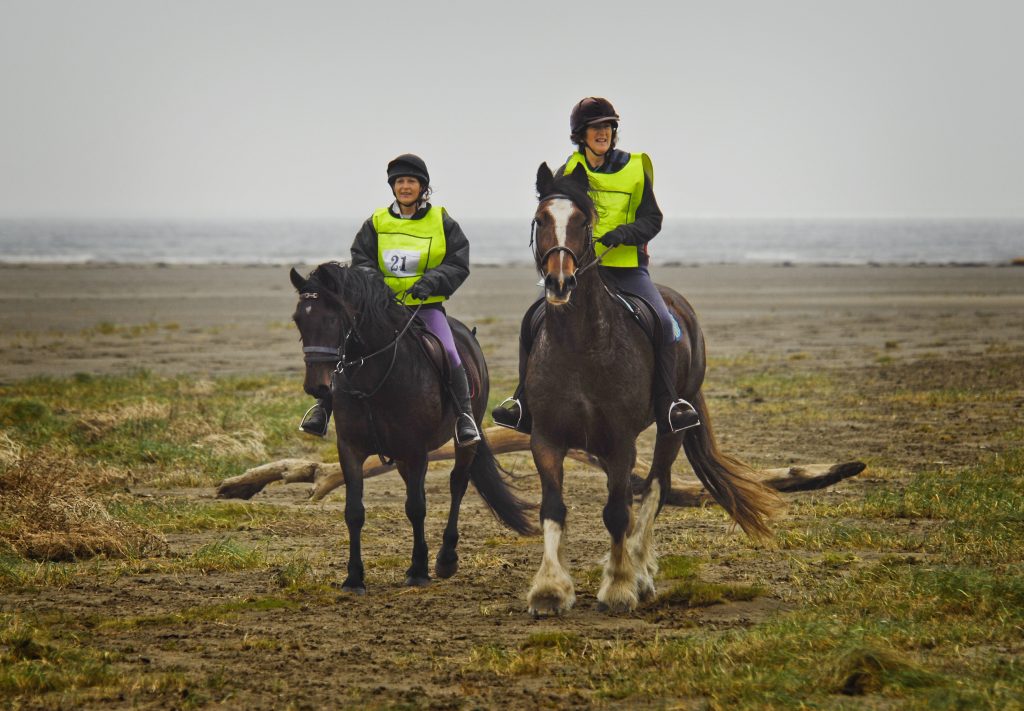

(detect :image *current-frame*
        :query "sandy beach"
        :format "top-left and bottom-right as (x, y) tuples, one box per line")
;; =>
(2, 262), (1022, 383)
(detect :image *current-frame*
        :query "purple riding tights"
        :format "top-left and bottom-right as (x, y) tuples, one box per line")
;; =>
(412, 305), (462, 367)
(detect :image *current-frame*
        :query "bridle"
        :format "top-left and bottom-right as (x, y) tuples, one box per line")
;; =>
(530, 194), (605, 284)
(299, 291), (423, 399)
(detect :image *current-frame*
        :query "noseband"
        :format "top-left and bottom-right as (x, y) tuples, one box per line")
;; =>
(531, 195), (601, 281)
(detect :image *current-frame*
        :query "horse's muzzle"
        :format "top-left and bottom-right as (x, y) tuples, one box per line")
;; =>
(544, 271), (576, 304)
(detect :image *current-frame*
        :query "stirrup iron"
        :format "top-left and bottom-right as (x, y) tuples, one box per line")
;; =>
(667, 398), (701, 433)
(454, 413), (482, 447)
(492, 396), (523, 430)
(298, 403), (330, 438)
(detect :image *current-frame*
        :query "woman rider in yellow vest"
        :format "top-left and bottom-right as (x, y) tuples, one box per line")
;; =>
(299, 153), (481, 446)
(492, 97), (701, 435)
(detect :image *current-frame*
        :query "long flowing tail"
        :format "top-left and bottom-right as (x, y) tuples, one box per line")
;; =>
(681, 392), (784, 539)
(469, 436), (538, 536)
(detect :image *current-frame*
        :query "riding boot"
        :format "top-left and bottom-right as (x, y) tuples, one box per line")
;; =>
(492, 384), (532, 434)
(492, 308), (534, 434)
(299, 396), (332, 438)
(654, 341), (701, 434)
(450, 365), (482, 447)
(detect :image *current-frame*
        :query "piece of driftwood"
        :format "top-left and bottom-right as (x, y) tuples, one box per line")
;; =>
(216, 427), (865, 506)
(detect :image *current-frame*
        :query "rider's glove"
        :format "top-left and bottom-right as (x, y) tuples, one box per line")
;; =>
(409, 279), (433, 300)
(597, 229), (626, 248)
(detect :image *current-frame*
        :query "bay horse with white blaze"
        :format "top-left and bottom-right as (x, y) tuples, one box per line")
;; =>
(290, 262), (536, 593)
(525, 163), (781, 614)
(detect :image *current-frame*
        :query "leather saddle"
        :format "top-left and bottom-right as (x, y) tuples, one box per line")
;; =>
(524, 290), (671, 347)
(415, 330), (481, 399)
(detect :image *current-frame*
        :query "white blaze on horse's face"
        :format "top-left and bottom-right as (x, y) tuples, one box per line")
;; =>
(540, 198), (579, 306)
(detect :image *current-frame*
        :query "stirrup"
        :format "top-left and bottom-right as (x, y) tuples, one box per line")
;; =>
(454, 413), (482, 447)
(492, 397), (523, 431)
(298, 404), (330, 438)
(667, 398), (701, 433)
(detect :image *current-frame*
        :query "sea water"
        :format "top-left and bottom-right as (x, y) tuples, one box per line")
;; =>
(1, 218), (1021, 266)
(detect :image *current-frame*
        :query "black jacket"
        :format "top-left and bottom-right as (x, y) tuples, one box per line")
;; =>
(558, 149), (664, 267)
(350, 202), (470, 298)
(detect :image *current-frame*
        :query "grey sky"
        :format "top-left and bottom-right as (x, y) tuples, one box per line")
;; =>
(1, 0), (1022, 219)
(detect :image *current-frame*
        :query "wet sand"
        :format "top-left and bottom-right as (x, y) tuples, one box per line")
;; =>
(1, 262), (1021, 383)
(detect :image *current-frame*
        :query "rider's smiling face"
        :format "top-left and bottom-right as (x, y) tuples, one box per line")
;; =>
(585, 122), (614, 156)
(392, 176), (422, 207)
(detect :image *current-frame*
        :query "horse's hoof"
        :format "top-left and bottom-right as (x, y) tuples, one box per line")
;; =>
(404, 575), (431, 588)
(596, 600), (634, 614)
(340, 583), (366, 596)
(434, 555), (459, 579)
(527, 591), (575, 618)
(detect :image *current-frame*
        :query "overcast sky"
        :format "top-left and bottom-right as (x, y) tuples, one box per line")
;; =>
(1, 0), (1022, 220)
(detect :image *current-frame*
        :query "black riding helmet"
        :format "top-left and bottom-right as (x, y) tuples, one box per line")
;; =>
(386, 153), (430, 188)
(570, 97), (620, 142)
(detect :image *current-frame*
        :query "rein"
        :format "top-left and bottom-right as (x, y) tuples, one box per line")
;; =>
(333, 303), (424, 400)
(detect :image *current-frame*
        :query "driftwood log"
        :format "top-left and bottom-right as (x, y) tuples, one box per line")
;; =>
(216, 427), (865, 506)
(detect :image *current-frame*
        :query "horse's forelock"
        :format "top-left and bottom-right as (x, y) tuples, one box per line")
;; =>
(539, 171), (594, 224)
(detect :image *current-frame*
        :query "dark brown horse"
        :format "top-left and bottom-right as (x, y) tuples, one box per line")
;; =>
(290, 262), (535, 593)
(525, 164), (781, 614)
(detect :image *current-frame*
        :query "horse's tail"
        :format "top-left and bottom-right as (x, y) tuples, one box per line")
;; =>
(681, 392), (784, 540)
(469, 435), (539, 536)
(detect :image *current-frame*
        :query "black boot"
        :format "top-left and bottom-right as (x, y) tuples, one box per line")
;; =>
(491, 304), (536, 434)
(655, 341), (701, 434)
(450, 366), (482, 447)
(299, 397), (332, 437)
(492, 387), (532, 434)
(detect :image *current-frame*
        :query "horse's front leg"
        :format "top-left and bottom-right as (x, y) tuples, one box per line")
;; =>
(527, 436), (574, 616)
(338, 444), (367, 594)
(598, 445), (641, 613)
(435, 445), (475, 579)
(397, 454), (431, 587)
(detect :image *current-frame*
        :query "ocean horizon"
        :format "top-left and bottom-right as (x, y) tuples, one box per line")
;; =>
(1, 217), (1021, 267)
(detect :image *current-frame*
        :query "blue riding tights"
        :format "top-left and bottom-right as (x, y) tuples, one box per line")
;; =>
(411, 304), (462, 367)
(599, 265), (680, 345)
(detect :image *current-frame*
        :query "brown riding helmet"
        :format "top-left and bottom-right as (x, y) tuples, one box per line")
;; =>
(570, 97), (620, 140)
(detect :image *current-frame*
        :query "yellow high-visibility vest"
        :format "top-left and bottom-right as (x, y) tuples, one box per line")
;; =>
(564, 152), (652, 268)
(372, 205), (447, 304)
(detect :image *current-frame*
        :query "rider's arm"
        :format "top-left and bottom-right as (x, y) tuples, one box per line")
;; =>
(416, 211), (470, 298)
(349, 218), (379, 271)
(604, 174), (663, 247)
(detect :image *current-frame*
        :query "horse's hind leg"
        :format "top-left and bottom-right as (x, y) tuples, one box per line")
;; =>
(397, 454), (431, 587)
(527, 437), (575, 616)
(628, 432), (683, 601)
(435, 446), (475, 579)
(597, 445), (642, 613)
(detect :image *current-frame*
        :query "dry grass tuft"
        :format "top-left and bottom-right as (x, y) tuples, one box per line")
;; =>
(193, 430), (267, 459)
(0, 431), (22, 466)
(0, 454), (166, 562)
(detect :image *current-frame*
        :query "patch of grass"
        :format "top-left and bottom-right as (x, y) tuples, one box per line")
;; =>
(0, 614), (118, 701)
(658, 554), (703, 579)
(651, 579), (764, 608)
(98, 596), (298, 631)
(185, 539), (264, 573)
(107, 498), (291, 534)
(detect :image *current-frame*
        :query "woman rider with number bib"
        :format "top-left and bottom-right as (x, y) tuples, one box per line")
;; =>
(492, 97), (700, 435)
(299, 153), (482, 447)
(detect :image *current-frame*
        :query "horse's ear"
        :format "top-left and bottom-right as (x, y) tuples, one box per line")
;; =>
(568, 162), (590, 192)
(536, 162), (554, 196)
(289, 267), (307, 292)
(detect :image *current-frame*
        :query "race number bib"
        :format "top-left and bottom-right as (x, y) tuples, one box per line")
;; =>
(382, 249), (422, 278)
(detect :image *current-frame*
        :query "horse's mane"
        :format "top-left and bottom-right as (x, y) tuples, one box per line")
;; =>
(540, 169), (595, 222)
(306, 261), (416, 337)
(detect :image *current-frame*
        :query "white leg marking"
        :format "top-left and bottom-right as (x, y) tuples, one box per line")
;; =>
(527, 520), (576, 615)
(627, 480), (660, 601)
